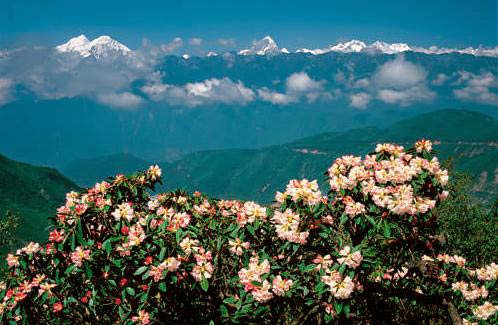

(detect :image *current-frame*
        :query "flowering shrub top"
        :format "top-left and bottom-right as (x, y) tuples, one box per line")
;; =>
(1, 140), (496, 324)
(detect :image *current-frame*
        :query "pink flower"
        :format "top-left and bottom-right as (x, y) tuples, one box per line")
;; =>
(147, 165), (162, 181)
(74, 203), (88, 215)
(6, 254), (19, 268)
(228, 238), (250, 256)
(53, 301), (63, 313)
(132, 310), (151, 324)
(337, 246), (363, 269)
(48, 229), (65, 243)
(21, 242), (40, 255)
(70, 246), (91, 267)
(191, 260), (214, 282)
(272, 276), (293, 296)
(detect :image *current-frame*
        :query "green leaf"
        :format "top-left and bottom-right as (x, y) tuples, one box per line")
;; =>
(85, 264), (93, 279)
(134, 266), (148, 276)
(365, 215), (376, 226)
(301, 264), (317, 272)
(125, 287), (135, 296)
(255, 306), (269, 316)
(200, 278), (209, 292)
(76, 219), (84, 244)
(344, 303), (350, 317)
(383, 221), (391, 238)
(220, 304), (229, 317)
(158, 247), (166, 261)
(158, 282), (167, 292)
(65, 264), (76, 275)
(246, 224), (255, 236)
(223, 296), (236, 304)
(102, 239), (112, 256)
(71, 234), (76, 251)
(335, 302), (343, 314)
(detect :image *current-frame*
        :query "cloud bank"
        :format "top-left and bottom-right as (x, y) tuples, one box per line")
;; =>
(0, 44), (496, 110)
(141, 76), (255, 107)
(344, 55), (435, 108)
(453, 71), (498, 106)
(258, 72), (332, 105)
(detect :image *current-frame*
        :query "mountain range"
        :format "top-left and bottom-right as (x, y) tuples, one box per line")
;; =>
(55, 34), (131, 59)
(62, 109), (498, 204)
(54, 35), (498, 59)
(1, 40), (497, 168)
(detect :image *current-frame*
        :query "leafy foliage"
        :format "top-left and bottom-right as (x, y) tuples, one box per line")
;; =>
(0, 154), (79, 242)
(0, 141), (496, 324)
(437, 172), (498, 265)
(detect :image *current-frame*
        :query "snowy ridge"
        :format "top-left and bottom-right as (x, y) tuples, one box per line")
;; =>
(296, 39), (498, 57)
(56, 35), (131, 59)
(238, 36), (285, 56)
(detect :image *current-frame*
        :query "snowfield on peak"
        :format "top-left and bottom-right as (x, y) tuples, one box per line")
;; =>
(296, 39), (497, 57)
(238, 36), (286, 56)
(55, 35), (131, 59)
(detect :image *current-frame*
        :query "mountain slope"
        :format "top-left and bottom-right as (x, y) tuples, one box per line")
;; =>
(0, 155), (79, 242)
(162, 109), (498, 203)
(62, 109), (498, 204)
(62, 153), (151, 187)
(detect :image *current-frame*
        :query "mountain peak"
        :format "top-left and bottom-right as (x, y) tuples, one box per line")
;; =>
(55, 34), (90, 53)
(369, 41), (411, 54)
(238, 36), (282, 56)
(329, 40), (367, 53)
(55, 35), (131, 59)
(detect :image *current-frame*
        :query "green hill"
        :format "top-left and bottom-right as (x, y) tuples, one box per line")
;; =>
(0, 155), (79, 243)
(62, 109), (498, 204)
(62, 153), (151, 187)
(163, 109), (498, 203)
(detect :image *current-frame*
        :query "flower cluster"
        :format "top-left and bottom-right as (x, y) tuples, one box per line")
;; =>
(272, 209), (309, 244)
(276, 179), (323, 205)
(0, 141), (496, 324)
(148, 257), (182, 282)
(321, 271), (355, 299)
(238, 257), (274, 302)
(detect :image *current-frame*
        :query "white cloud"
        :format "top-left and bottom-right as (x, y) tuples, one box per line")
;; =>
(286, 72), (324, 93)
(372, 56), (435, 106)
(342, 56), (435, 108)
(259, 72), (332, 105)
(349, 92), (371, 109)
(217, 38), (236, 47)
(96, 92), (145, 109)
(160, 37), (183, 53)
(453, 71), (498, 106)
(0, 78), (14, 106)
(189, 38), (203, 46)
(185, 78), (255, 104)
(257, 88), (296, 105)
(141, 77), (255, 107)
(353, 78), (370, 88)
(373, 56), (427, 89)
(432, 73), (448, 86)
(377, 85), (435, 106)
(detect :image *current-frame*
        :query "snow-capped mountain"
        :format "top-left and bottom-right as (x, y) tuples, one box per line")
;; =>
(369, 41), (411, 54)
(56, 35), (131, 59)
(412, 45), (498, 57)
(296, 39), (498, 57)
(238, 36), (285, 56)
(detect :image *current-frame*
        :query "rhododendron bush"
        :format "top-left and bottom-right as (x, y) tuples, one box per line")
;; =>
(1, 141), (497, 324)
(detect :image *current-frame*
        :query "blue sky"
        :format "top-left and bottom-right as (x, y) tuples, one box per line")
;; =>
(1, 0), (496, 49)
